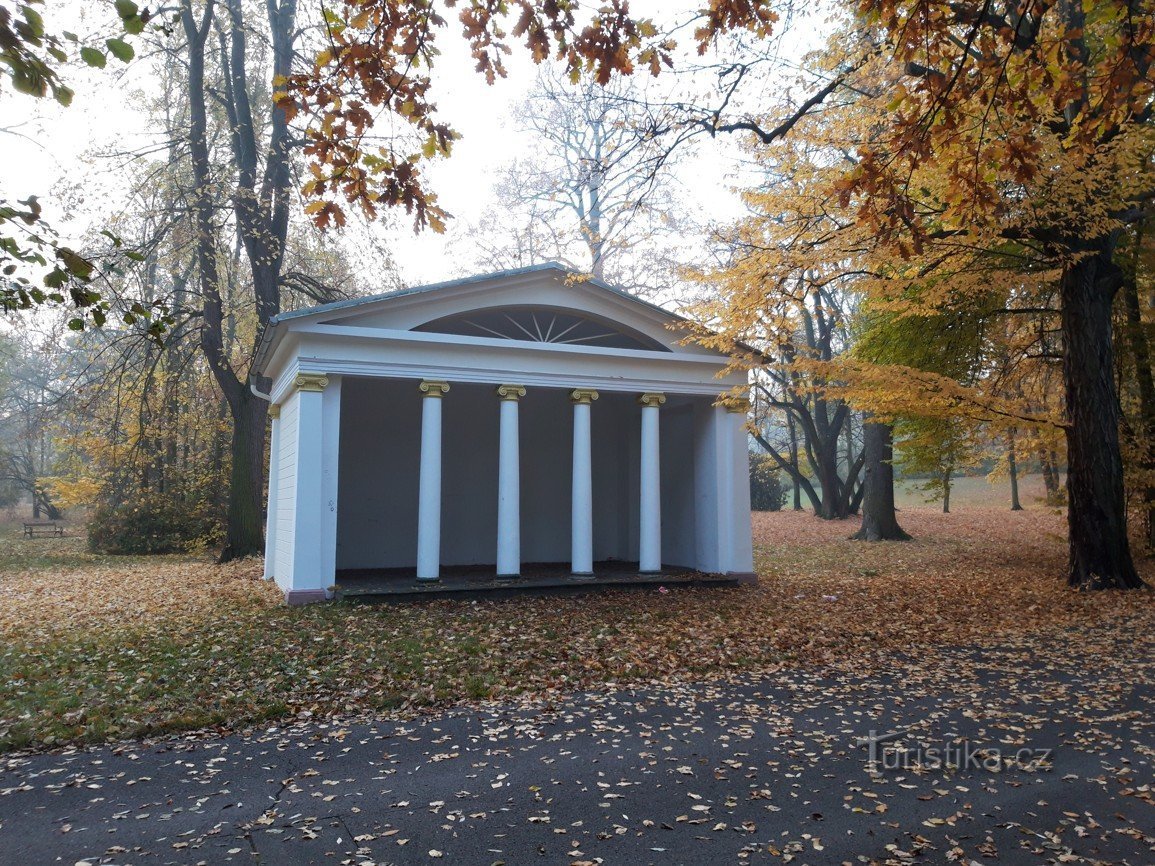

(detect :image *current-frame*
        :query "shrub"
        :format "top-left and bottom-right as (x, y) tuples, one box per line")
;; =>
(749, 453), (787, 512)
(88, 493), (222, 555)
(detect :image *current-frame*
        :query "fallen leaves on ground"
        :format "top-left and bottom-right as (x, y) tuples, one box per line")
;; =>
(0, 506), (1150, 752)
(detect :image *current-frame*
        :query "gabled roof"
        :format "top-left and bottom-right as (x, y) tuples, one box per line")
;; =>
(253, 262), (695, 376)
(271, 261), (685, 326)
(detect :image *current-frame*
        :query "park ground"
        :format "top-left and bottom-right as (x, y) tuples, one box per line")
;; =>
(0, 474), (1150, 754)
(0, 475), (1153, 864)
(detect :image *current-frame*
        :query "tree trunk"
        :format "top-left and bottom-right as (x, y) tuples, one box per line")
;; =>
(942, 468), (951, 513)
(180, 0), (293, 562)
(223, 391), (268, 560)
(813, 431), (852, 519)
(1121, 241), (1155, 550)
(851, 421), (910, 541)
(1040, 447), (1060, 504)
(34, 487), (61, 520)
(1060, 235), (1144, 588)
(1008, 429), (1023, 511)
(787, 412), (802, 510)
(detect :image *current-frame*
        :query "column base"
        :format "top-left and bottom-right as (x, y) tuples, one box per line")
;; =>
(496, 573), (520, 580)
(727, 571), (758, 585)
(284, 588), (329, 606)
(416, 576), (441, 584)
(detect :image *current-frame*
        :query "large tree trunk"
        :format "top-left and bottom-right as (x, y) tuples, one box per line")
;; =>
(942, 468), (951, 513)
(182, 0), (267, 562)
(814, 437), (850, 519)
(1060, 235), (1144, 589)
(851, 421), (910, 541)
(1008, 429), (1023, 511)
(180, 0), (294, 562)
(223, 391), (268, 560)
(1120, 239), (1155, 550)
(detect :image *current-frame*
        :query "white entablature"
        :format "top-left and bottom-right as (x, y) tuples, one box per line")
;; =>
(254, 263), (755, 605)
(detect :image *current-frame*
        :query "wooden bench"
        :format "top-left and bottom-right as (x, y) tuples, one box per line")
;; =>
(23, 521), (64, 538)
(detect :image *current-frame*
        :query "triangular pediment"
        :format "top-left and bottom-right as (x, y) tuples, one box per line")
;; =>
(272, 263), (722, 357)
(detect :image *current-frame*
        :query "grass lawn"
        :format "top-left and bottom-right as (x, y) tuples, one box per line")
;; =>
(0, 501), (1151, 754)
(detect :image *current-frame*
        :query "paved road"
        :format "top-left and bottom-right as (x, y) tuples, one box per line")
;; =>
(2, 629), (1152, 865)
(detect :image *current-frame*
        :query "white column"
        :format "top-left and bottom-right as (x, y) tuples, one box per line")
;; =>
(288, 373), (329, 604)
(727, 399), (756, 576)
(570, 388), (598, 577)
(417, 380), (449, 581)
(263, 405), (281, 580)
(638, 392), (665, 573)
(320, 375), (342, 585)
(717, 404), (736, 573)
(496, 385), (526, 577)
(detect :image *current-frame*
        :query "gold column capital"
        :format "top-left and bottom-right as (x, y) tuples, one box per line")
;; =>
(569, 388), (599, 405)
(267, 404), (281, 419)
(419, 379), (450, 398)
(294, 373), (329, 392)
(496, 384), (527, 401)
(638, 392), (666, 407)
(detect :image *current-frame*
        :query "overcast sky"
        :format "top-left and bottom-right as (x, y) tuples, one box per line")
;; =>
(0, 1), (827, 290)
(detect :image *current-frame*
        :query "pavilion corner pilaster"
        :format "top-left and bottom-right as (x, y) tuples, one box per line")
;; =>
(283, 372), (340, 605)
(496, 385), (526, 577)
(569, 388), (598, 577)
(638, 392), (665, 573)
(724, 398), (756, 577)
(416, 380), (450, 581)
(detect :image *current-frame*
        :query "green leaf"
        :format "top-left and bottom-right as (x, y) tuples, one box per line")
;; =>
(123, 16), (145, 35)
(22, 7), (45, 38)
(57, 247), (94, 280)
(79, 47), (106, 68)
(115, 0), (139, 20)
(67, 318), (84, 331)
(106, 38), (134, 63)
(12, 70), (45, 98)
(54, 85), (74, 108)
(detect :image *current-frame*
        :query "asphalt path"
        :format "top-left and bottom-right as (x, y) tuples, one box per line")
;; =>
(2, 630), (1152, 865)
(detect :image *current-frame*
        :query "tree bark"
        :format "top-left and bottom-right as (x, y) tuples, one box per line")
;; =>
(787, 411), (802, 510)
(1060, 234), (1144, 588)
(942, 468), (951, 513)
(1120, 236), (1155, 550)
(851, 421), (910, 541)
(814, 436), (850, 519)
(1008, 429), (1023, 511)
(226, 391), (267, 560)
(1040, 446), (1061, 504)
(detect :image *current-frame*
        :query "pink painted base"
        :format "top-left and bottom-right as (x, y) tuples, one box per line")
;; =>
(284, 588), (329, 606)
